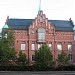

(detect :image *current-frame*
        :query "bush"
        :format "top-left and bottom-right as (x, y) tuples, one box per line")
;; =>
(0, 65), (75, 71)
(55, 65), (75, 71)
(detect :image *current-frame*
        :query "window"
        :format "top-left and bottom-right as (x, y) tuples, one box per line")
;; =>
(38, 28), (45, 41)
(49, 43), (52, 50)
(74, 34), (75, 40)
(32, 55), (35, 61)
(38, 44), (40, 49)
(57, 43), (62, 50)
(68, 54), (72, 61)
(68, 43), (72, 51)
(32, 44), (35, 50)
(38, 44), (42, 49)
(21, 42), (26, 50)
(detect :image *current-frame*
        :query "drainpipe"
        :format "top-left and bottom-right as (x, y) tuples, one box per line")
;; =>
(28, 29), (29, 66)
(53, 25), (55, 61)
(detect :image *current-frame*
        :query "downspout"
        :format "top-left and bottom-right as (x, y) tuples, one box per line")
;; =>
(53, 26), (55, 61)
(28, 29), (29, 66)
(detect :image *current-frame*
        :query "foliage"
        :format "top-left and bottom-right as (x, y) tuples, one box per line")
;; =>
(35, 44), (54, 67)
(0, 28), (16, 63)
(17, 51), (28, 65)
(57, 51), (68, 66)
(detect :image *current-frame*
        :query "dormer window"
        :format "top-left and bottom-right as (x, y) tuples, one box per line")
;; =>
(38, 28), (45, 41)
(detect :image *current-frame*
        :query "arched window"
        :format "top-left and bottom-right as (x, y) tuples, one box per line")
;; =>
(38, 28), (45, 41)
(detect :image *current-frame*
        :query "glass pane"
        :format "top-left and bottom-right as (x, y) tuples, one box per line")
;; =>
(57, 44), (62, 50)
(21, 44), (25, 50)
(38, 44), (40, 49)
(32, 55), (35, 61)
(32, 44), (35, 50)
(68, 44), (72, 51)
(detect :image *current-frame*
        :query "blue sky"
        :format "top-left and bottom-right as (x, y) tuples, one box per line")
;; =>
(0, 0), (74, 29)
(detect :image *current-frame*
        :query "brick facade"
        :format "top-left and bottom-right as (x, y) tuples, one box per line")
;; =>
(5, 11), (75, 65)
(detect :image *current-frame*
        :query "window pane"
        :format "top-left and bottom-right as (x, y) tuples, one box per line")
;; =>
(21, 44), (26, 50)
(38, 44), (42, 49)
(32, 44), (35, 50)
(32, 55), (35, 61)
(68, 54), (72, 61)
(38, 28), (45, 40)
(49, 43), (52, 50)
(38, 44), (41, 49)
(38, 33), (45, 40)
(57, 43), (62, 50)
(68, 43), (72, 51)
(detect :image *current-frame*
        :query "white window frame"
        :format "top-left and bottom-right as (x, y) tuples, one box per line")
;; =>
(38, 28), (45, 41)
(68, 43), (72, 51)
(31, 44), (35, 50)
(21, 43), (26, 50)
(38, 44), (42, 49)
(49, 43), (52, 50)
(68, 54), (72, 61)
(57, 43), (62, 50)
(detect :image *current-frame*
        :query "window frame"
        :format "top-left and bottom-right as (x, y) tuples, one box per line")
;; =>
(49, 43), (52, 50)
(68, 54), (73, 61)
(31, 43), (35, 50)
(38, 28), (45, 41)
(21, 41), (26, 50)
(68, 43), (72, 51)
(57, 43), (62, 50)
(32, 55), (35, 61)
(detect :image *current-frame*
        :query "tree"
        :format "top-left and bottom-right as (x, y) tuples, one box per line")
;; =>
(35, 44), (54, 67)
(17, 51), (28, 65)
(57, 51), (68, 66)
(0, 28), (17, 64)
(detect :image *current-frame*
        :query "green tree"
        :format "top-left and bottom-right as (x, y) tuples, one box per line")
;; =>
(57, 51), (68, 66)
(0, 28), (16, 64)
(17, 51), (28, 65)
(35, 44), (54, 67)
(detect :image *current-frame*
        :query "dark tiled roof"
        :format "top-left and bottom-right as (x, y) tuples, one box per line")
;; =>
(7, 19), (74, 31)
(7, 19), (34, 30)
(48, 20), (73, 31)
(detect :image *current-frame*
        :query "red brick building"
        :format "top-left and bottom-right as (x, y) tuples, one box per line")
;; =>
(4, 11), (75, 65)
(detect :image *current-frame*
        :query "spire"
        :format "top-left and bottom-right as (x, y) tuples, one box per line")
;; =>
(38, 0), (41, 14)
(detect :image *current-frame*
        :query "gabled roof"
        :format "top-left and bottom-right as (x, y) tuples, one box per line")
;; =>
(48, 20), (73, 31)
(7, 19), (34, 30)
(6, 18), (74, 31)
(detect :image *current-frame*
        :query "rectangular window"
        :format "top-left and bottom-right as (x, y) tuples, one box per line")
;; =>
(57, 43), (62, 50)
(38, 44), (41, 49)
(68, 54), (72, 61)
(32, 55), (35, 61)
(74, 34), (75, 40)
(49, 43), (52, 50)
(68, 43), (72, 51)
(38, 44), (42, 49)
(32, 44), (35, 50)
(38, 33), (45, 40)
(21, 43), (26, 50)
